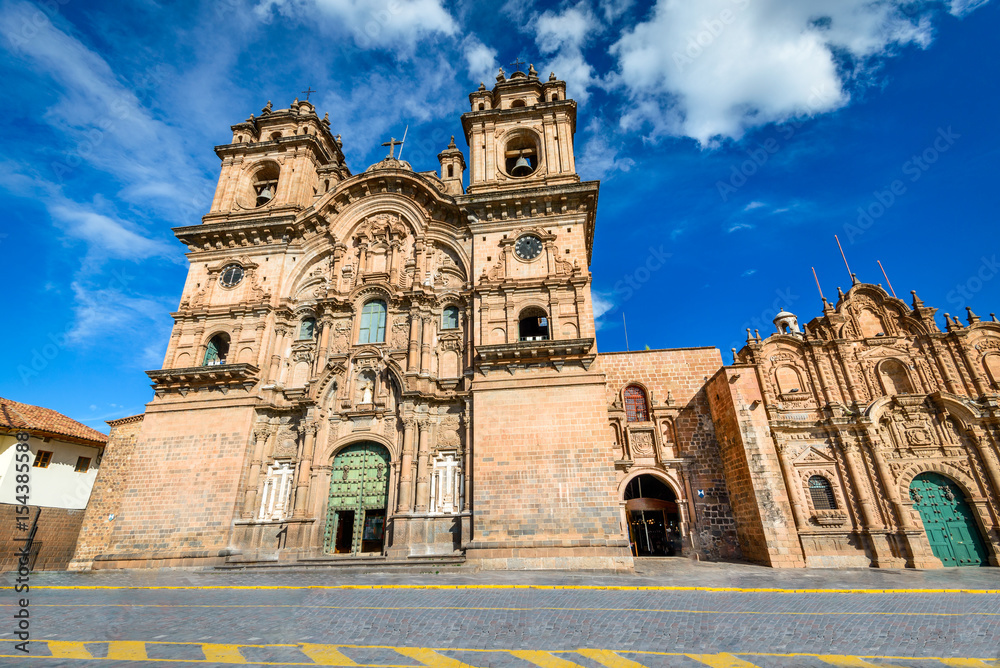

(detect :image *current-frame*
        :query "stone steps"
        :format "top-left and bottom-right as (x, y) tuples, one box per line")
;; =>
(216, 554), (467, 572)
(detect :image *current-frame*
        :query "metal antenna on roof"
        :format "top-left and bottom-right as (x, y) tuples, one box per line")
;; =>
(623, 312), (630, 352)
(834, 234), (857, 285)
(396, 125), (409, 161)
(877, 260), (898, 298)
(812, 266), (825, 302)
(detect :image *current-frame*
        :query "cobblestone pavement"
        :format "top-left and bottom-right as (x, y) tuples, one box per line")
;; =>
(2, 560), (999, 667)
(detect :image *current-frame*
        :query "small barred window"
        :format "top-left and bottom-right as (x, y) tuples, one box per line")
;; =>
(808, 475), (837, 510)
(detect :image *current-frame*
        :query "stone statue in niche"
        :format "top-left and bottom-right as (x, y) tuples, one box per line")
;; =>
(356, 370), (376, 405)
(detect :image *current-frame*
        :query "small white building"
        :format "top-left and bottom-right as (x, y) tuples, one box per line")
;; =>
(0, 396), (108, 570)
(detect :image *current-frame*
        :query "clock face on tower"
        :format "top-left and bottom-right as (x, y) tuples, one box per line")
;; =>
(514, 234), (543, 261)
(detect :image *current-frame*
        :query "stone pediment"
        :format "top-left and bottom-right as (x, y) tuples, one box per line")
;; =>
(793, 446), (836, 466)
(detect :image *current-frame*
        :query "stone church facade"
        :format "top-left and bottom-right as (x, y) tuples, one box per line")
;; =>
(69, 71), (1000, 571)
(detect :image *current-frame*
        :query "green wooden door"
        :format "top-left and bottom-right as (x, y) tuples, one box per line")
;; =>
(910, 473), (988, 567)
(324, 443), (390, 555)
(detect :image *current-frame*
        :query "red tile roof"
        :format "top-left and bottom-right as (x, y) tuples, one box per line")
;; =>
(0, 397), (108, 446)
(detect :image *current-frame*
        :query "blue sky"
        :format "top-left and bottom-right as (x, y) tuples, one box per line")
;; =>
(2, 0), (998, 433)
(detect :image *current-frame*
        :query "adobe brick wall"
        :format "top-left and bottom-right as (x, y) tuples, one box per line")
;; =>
(0, 504), (85, 571)
(706, 366), (806, 567)
(92, 403), (257, 565)
(68, 415), (143, 571)
(469, 369), (632, 570)
(597, 348), (741, 560)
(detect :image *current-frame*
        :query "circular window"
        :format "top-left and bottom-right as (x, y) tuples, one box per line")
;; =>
(219, 264), (245, 288)
(514, 234), (543, 261)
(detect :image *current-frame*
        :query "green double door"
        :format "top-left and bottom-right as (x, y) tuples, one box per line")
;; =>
(910, 472), (989, 567)
(324, 443), (390, 555)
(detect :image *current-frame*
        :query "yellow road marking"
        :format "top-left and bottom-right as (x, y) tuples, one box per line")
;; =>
(201, 643), (248, 663)
(511, 650), (588, 668)
(9, 584), (1000, 595)
(685, 653), (761, 667)
(817, 656), (911, 667)
(47, 641), (92, 659)
(300, 644), (360, 665)
(576, 649), (651, 668)
(106, 640), (148, 660)
(396, 647), (484, 668)
(0, 640), (992, 666)
(9, 603), (996, 617)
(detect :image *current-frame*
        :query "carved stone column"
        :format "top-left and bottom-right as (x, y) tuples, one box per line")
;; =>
(774, 440), (808, 532)
(407, 310), (421, 373)
(420, 315), (434, 375)
(863, 428), (916, 531)
(242, 425), (271, 518)
(837, 437), (882, 530)
(414, 420), (431, 512)
(397, 418), (417, 512)
(293, 422), (318, 517)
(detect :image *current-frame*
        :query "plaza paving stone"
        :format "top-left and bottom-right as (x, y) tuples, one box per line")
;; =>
(1, 559), (998, 666)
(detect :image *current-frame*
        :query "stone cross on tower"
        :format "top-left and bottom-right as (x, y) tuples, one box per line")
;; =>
(509, 57), (525, 73)
(381, 136), (404, 158)
(301, 86), (316, 101)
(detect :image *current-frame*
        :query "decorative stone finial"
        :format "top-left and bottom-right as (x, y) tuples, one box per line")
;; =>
(261, 100), (272, 114)
(479, 82), (486, 91)
(496, 66), (505, 82)
(851, 272), (858, 285)
(528, 63), (537, 76)
(322, 112), (330, 125)
(549, 71), (557, 81)
(991, 313), (998, 322)
(967, 306), (981, 324)
(293, 97), (299, 105)
(448, 135), (456, 149)
(911, 290), (923, 308)
(837, 286), (845, 299)
(335, 134), (342, 147)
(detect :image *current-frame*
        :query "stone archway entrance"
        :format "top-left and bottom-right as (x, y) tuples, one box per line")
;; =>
(324, 442), (391, 555)
(624, 475), (682, 556)
(910, 472), (989, 567)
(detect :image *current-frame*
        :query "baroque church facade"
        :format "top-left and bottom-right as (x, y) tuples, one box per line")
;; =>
(69, 70), (1000, 571)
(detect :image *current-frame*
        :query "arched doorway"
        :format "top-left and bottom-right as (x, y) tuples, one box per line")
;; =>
(910, 472), (989, 567)
(624, 475), (682, 556)
(324, 442), (391, 555)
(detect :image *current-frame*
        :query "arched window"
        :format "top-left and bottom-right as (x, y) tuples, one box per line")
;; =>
(203, 333), (230, 366)
(808, 475), (837, 510)
(518, 308), (549, 341)
(441, 305), (459, 330)
(775, 366), (802, 394)
(511, 99), (526, 108)
(358, 300), (387, 344)
(299, 317), (316, 340)
(477, 103), (485, 111)
(447, 164), (454, 178)
(879, 359), (913, 395)
(251, 162), (279, 207)
(624, 385), (650, 422)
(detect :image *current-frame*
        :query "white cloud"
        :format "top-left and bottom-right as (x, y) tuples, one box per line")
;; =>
(576, 118), (635, 179)
(599, 0), (634, 23)
(592, 291), (615, 320)
(741, 269), (757, 277)
(255, 0), (457, 51)
(728, 223), (753, 233)
(67, 281), (172, 355)
(611, 0), (989, 145)
(48, 205), (171, 261)
(743, 201), (765, 211)
(533, 1), (600, 103)
(463, 37), (497, 85)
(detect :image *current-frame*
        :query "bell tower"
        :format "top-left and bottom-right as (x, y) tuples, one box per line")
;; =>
(462, 66), (578, 194)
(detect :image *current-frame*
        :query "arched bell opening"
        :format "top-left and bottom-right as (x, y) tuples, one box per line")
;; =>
(324, 442), (391, 556)
(518, 307), (549, 341)
(909, 472), (989, 567)
(623, 474), (681, 557)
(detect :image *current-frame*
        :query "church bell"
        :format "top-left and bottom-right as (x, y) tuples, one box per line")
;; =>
(511, 156), (533, 176)
(256, 187), (273, 206)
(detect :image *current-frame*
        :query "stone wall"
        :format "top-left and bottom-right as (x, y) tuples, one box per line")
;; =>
(0, 504), (86, 571)
(68, 415), (143, 570)
(706, 366), (806, 567)
(598, 348), (741, 561)
(89, 402), (257, 568)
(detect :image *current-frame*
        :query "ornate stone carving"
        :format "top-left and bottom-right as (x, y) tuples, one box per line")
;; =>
(630, 430), (655, 457)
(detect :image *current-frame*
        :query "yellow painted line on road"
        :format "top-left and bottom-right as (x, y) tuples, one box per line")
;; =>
(47, 640), (92, 659)
(817, 655), (912, 667)
(106, 640), (148, 660)
(300, 644), (360, 666)
(576, 649), (651, 668)
(201, 643), (248, 663)
(0, 641), (994, 666)
(511, 650), (588, 668)
(8, 583), (1000, 594)
(9, 602), (997, 616)
(685, 653), (760, 668)
(396, 647), (486, 668)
